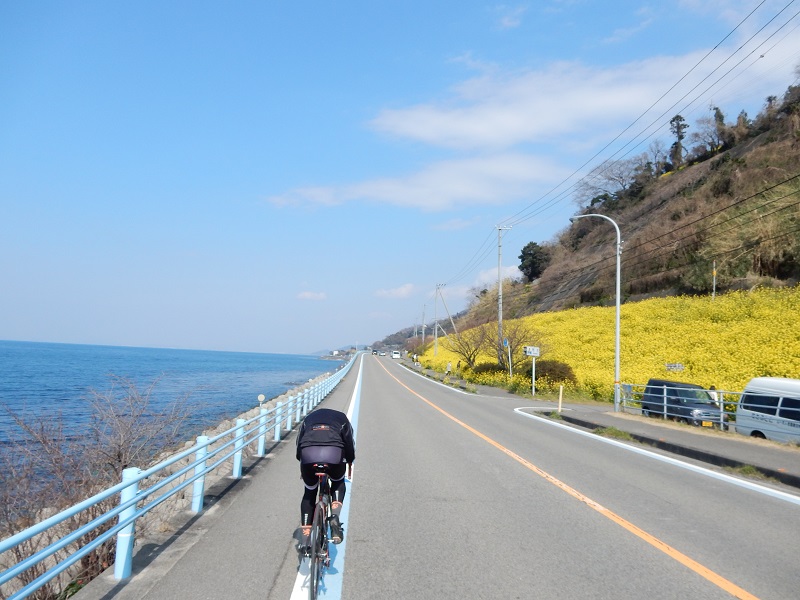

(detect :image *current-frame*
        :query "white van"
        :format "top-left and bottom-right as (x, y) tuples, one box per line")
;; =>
(391, 350), (401, 359)
(735, 377), (800, 443)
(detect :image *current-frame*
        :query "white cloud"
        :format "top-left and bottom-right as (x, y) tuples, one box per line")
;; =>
(374, 283), (415, 299)
(369, 57), (694, 150)
(269, 35), (800, 212)
(297, 291), (327, 301)
(269, 187), (338, 208)
(268, 153), (568, 211)
(474, 265), (523, 287)
(678, 0), (771, 28)
(602, 17), (654, 44)
(350, 154), (564, 210)
(495, 4), (528, 29)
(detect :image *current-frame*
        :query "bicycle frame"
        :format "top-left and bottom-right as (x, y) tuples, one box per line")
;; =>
(308, 466), (332, 600)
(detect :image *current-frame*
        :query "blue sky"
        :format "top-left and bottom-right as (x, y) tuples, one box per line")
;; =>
(2, 1), (799, 354)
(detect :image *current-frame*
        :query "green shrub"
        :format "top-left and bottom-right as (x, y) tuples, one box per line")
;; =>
(472, 362), (504, 374)
(535, 360), (577, 383)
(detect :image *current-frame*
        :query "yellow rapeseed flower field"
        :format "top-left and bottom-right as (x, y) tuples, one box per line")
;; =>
(420, 286), (800, 400)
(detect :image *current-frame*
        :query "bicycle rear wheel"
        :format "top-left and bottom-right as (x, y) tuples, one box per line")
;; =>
(308, 506), (327, 600)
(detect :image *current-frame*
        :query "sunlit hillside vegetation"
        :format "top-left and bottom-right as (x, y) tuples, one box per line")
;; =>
(418, 286), (800, 400)
(384, 78), (800, 399)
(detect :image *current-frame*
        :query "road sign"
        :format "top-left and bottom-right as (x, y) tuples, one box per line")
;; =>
(523, 346), (540, 357)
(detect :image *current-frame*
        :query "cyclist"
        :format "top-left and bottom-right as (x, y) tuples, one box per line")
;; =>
(295, 408), (355, 551)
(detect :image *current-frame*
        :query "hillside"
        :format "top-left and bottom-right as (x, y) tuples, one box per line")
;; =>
(418, 287), (800, 399)
(384, 79), (800, 384)
(433, 81), (800, 331)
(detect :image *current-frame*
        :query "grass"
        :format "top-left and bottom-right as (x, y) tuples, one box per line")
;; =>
(594, 426), (634, 441)
(723, 464), (778, 483)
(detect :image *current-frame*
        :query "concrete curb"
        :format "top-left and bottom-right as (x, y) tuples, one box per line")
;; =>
(557, 413), (800, 490)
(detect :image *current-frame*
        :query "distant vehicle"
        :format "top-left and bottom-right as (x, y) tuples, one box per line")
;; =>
(372, 350), (378, 355)
(641, 378), (726, 428)
(380, 351), (386, 356)
(391, 350), (401, 359)
(735, 377), (800, 443)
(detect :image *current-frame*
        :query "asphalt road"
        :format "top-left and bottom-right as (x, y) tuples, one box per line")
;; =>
(341, 356), (797, 600)
(79, 354), (799, 600)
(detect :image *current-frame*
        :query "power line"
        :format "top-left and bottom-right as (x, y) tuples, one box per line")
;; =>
(471, 176), (800, 311)
(497, 0), (775, 230)
(504, 2), (800, 230)
(547, 171), (800, 281)
(433, 2), (800, 302)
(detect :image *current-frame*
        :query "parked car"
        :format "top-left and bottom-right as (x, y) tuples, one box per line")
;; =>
(641, 378), (726, 428)
(735, 377), (800, 443)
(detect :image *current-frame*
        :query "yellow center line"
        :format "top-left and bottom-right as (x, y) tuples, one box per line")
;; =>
(377, 361), (759, 600)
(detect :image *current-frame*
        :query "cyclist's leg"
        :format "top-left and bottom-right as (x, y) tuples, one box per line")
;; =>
(327, 462), (347, 544)
(300, 461), (321, 518)
(298, 456), (328, 553)
(328, 463), (346, 515)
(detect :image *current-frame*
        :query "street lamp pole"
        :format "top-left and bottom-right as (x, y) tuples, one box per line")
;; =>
(570, 214), (622, 412)
(496, 226), (511, 366)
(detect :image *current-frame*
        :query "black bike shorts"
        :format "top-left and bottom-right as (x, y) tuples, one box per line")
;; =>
(300, 446), (346, 487)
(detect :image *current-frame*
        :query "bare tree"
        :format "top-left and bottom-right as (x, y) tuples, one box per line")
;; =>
(689, 107), (733, 158)
(443, 324), (492, 369)
(648, 139), (668, 175)
(88, 377), (189, 478)
(0, 378), (190, 599)
(492, 319), (545, 373)
(573, 155), (648, 207)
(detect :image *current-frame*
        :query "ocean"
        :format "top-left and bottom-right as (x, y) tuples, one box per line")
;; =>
(0, 340), (342, 444)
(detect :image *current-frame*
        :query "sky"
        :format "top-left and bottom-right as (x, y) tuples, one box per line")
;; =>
(2, 1), (799, 355)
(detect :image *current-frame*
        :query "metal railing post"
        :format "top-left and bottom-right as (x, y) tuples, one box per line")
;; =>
(113, 467), (141, 580)
(274, 401), (283, 441)
(233, 418), (245, 478)
(296, 391), (303, 422)
(192, 435), (209, 513)
(257, 406), (268, 456)
(286, 396), (294, 431)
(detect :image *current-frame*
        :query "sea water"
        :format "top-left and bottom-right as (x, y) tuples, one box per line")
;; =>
(0, 340), (341, 443)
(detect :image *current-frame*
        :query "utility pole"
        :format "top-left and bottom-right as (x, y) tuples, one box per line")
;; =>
(438, 284), (458, 336)
(434, 284), (443, 355)
(497, 226), (511, 365)
(421, 305), (426, 346)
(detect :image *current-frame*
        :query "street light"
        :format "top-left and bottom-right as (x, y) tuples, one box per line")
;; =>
(570, 214), (623, 412)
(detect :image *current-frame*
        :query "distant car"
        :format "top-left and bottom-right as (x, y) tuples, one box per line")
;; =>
(641, 378), (726, 428)
(380, 351), (386, 356)
(372, 350), (378, 355)
(391, 350), (401, 359)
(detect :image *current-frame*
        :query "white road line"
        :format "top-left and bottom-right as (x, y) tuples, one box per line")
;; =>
(514, 407), (800, 506)
(289, 355), (363, 599)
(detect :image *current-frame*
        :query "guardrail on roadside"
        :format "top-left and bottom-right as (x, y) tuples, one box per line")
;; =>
(620, 382), (740, 429)
(0, 355), (358, 600)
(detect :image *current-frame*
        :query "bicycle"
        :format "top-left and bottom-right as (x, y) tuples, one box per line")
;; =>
(307, 463), (332, 600)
